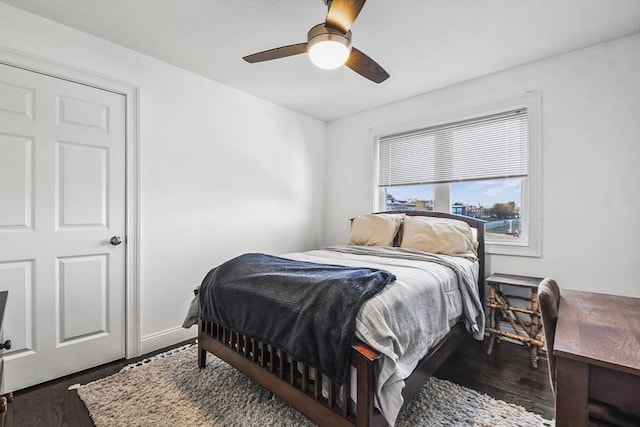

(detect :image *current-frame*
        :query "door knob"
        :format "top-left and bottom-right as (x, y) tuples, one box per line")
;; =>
(1, 340), (10, 350)
(110, 236), (123, 246)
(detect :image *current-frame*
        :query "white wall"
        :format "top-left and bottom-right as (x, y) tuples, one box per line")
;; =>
(0, 4), (327, 352)
(326, 34), (640, 298)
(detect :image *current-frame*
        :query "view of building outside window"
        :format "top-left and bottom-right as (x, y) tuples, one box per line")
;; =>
(384, 184), (434, 212)
(383, 177), (522, 239)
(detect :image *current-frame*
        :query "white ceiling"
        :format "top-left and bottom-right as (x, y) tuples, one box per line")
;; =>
(3, 0), (639, 122)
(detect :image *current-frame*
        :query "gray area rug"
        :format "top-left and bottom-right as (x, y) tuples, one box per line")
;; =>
(75, 345), (553, 427)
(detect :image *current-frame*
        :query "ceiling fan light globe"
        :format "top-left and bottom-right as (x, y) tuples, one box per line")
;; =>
(306, 24), (352, 70)
(309, 40), (351, 70)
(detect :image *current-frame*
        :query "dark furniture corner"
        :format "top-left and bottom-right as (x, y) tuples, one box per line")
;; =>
(554, 290), (640, 426)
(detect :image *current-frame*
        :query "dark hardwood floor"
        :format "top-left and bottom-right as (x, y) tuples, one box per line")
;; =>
(435, 335), (555, 420)
(5, 336), (554, 426)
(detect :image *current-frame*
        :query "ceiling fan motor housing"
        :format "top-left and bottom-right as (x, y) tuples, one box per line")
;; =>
(307, 23), (352, 51)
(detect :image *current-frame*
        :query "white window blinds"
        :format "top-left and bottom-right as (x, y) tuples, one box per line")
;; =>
(378, 109), (528, 187)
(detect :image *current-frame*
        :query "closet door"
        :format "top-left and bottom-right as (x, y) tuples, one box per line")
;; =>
(0, 63), (126, 391)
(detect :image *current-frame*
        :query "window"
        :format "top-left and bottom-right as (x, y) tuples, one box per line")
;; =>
(375, 95), (541, 256)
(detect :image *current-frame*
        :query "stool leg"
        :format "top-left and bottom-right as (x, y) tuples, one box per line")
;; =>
(529, 344), (538, 368)
(486, 335), (496, 355)
(486, 285), (497, 355)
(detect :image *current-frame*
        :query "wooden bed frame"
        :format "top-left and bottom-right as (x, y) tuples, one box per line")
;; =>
(198, 211), (485, 427)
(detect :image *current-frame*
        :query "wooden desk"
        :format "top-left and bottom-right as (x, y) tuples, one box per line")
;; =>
(554, 290), (640, 426)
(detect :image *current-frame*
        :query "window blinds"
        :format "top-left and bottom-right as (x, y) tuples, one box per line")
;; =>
(378, 109), (528, 187)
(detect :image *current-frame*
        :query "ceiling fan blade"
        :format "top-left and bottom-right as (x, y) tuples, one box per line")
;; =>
(345, 47), (389, 83)
(325, 0), (367, 33)
(243, 43), (308, 63)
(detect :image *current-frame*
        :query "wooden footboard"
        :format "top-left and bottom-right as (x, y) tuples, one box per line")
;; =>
(198, 320), (465, 427)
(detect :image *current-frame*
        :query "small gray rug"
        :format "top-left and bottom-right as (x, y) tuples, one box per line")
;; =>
(75, 345), (553, 427)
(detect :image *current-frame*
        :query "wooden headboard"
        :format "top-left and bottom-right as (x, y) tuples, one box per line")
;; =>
(375, 210), (486, 303)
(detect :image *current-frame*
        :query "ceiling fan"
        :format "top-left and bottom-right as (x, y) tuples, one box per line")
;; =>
(243, 0), (390, 84)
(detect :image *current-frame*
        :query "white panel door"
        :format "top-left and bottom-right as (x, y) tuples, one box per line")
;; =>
(0, 63), (126, 392)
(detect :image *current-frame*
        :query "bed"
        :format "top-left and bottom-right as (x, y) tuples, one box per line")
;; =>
(193, 211), (486, 427)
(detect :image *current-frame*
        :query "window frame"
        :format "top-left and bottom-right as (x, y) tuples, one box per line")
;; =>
(373, 93), (542, 257)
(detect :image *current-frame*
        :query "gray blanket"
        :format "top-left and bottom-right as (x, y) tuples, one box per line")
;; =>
(285, 246), (483, 426)
(198, 253), (395, 383)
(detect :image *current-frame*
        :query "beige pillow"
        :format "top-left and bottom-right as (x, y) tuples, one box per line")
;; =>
(347, 214), (404, 246)
(400, 216), (478, 257)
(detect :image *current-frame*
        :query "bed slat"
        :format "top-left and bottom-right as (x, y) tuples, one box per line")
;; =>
(289, 359), (296, 385)
(260, 342), (268, 368)
(328, 379), (335, 408)
(269, 345), (276, 373)
(279, 351), (286, 379)
(342, 376), (349, 417)
(314, 368), (321, 400)
(251, 338), (258, 363)
(302, 364), (309, 393)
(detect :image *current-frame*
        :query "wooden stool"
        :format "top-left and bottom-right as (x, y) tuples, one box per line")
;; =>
(485, 274), (544, 368)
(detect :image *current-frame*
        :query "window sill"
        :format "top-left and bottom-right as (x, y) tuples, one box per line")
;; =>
(486, 241), (541, 257)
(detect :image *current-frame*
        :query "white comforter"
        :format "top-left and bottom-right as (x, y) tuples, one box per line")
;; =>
(283, 245), (484, 426)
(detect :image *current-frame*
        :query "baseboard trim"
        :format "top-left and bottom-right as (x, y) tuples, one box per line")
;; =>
(140, 326), (197, 356)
